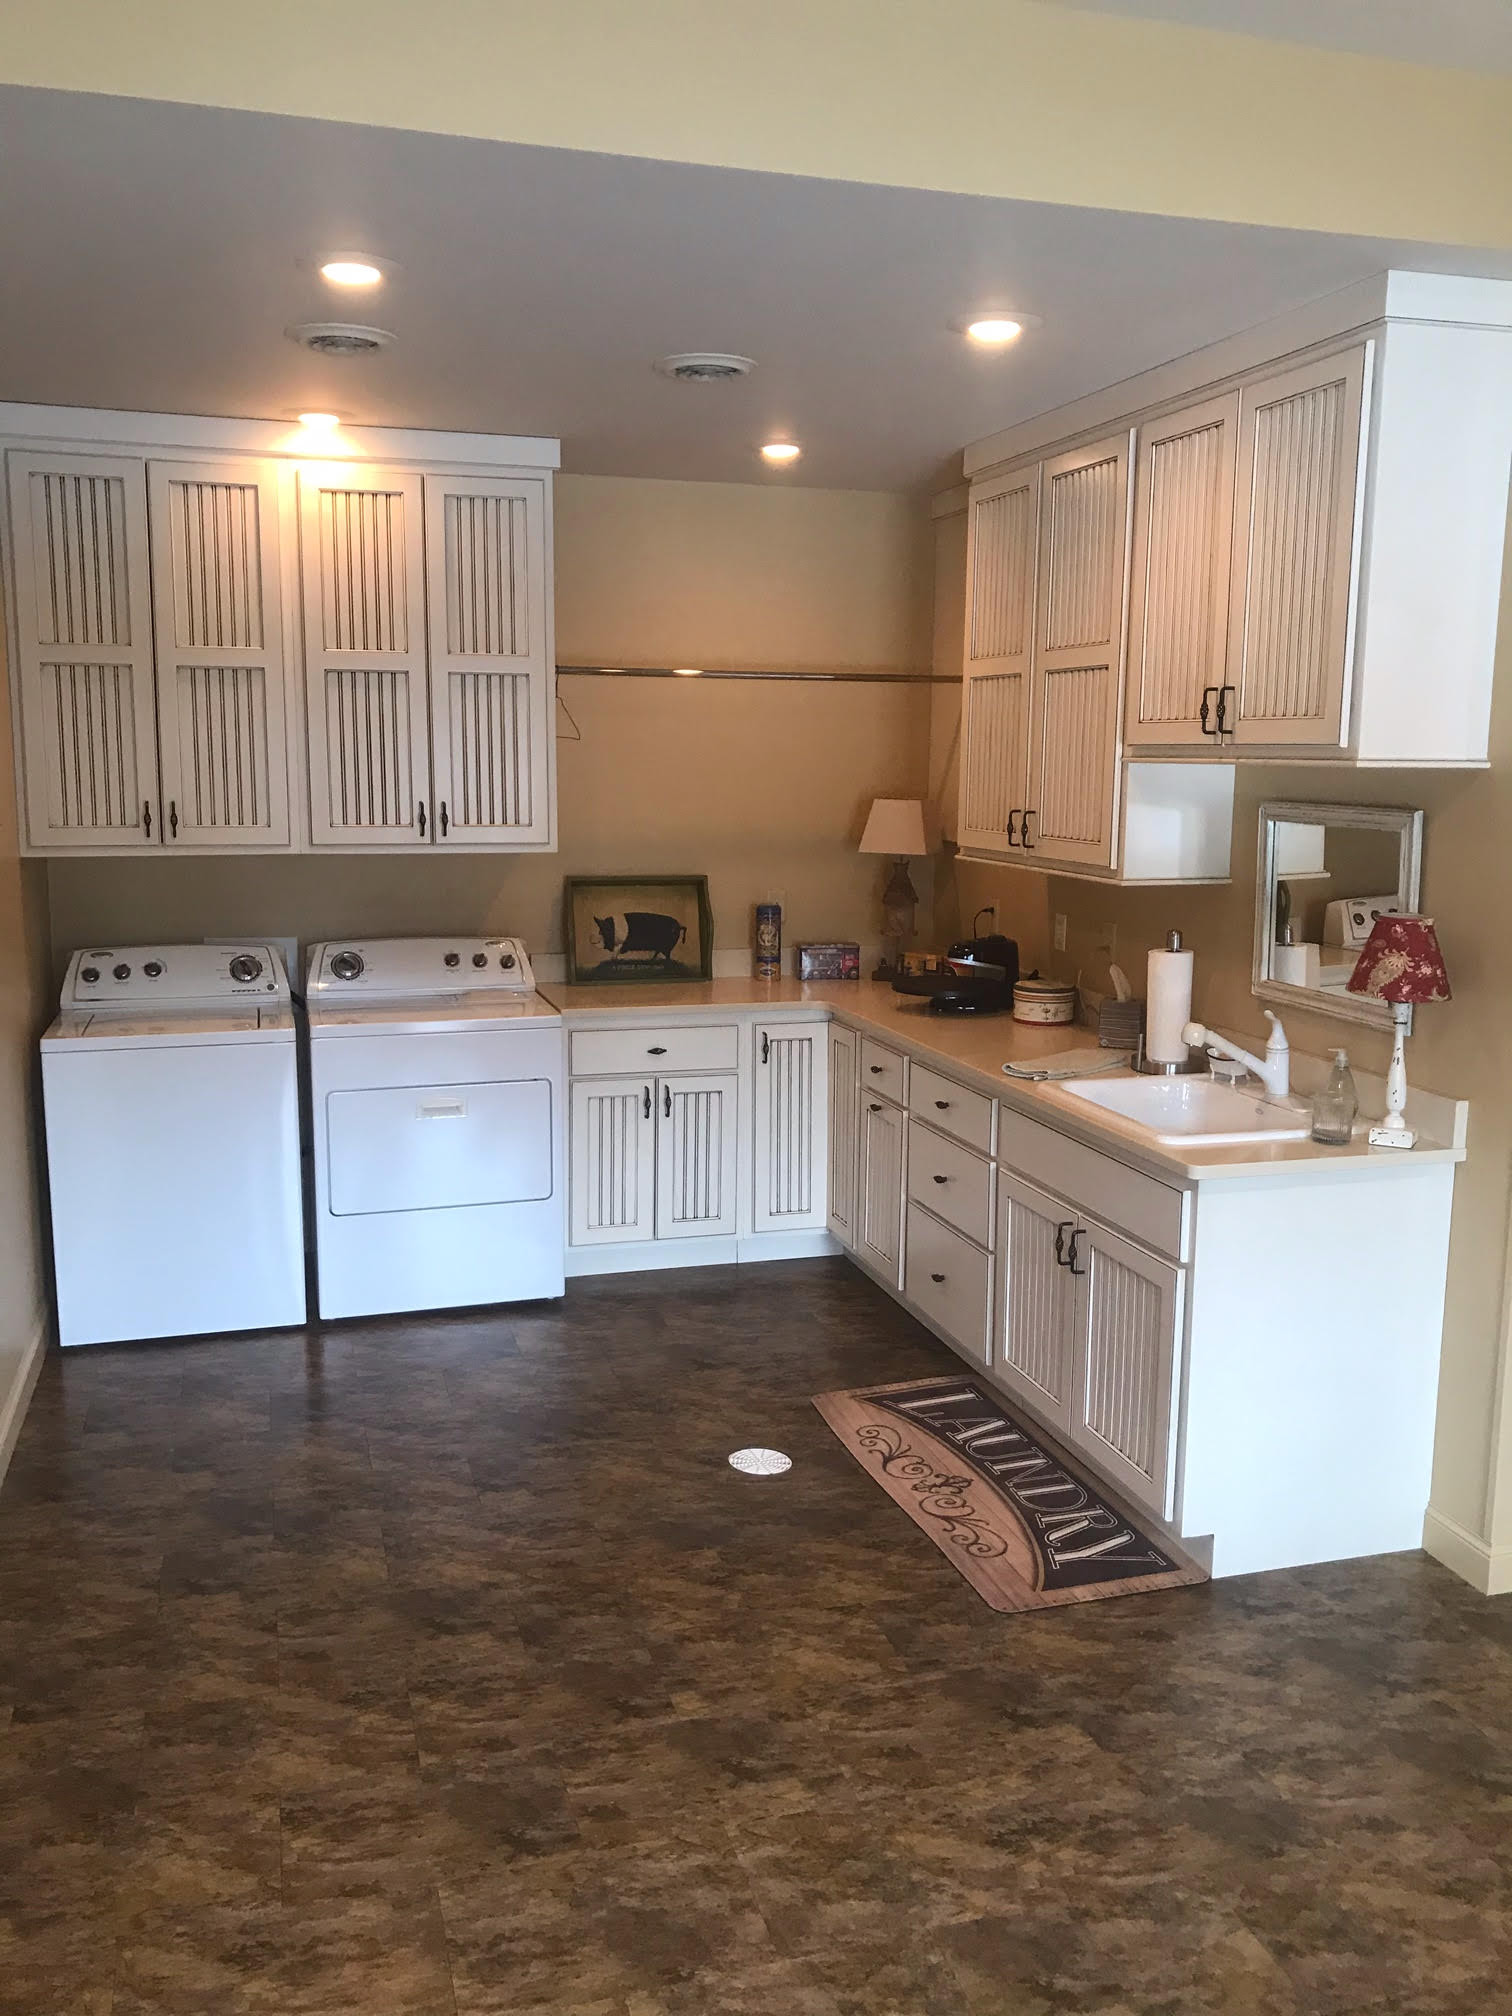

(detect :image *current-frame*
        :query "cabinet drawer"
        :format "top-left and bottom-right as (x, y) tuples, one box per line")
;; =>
(907, 1120), (994, 1247)
(997, 1107), (1185, 1259)
(570, 1024), (739, 1077)
(909, 1063), (995, 1153)
(860, 1038), (906, 1104)
(905, 1204), (992, 1367)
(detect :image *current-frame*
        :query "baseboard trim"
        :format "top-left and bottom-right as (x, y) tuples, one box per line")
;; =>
(0, 1306), (48, 1489)
(736, 1230), (840, 1263)
(1422, 1506), (1512, 1595)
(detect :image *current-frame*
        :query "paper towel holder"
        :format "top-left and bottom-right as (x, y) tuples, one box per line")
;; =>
(1133, 931), (1205, 1074)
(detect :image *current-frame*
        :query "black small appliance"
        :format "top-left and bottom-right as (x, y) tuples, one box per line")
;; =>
(891, 928), (1019, 1014)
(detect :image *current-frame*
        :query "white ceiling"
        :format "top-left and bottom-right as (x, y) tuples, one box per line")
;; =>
(0, 86), (1505, 492)
(1040, 0), (1512, 73)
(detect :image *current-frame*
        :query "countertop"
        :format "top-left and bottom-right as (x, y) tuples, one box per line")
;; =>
(535, 979), (1465, 1185)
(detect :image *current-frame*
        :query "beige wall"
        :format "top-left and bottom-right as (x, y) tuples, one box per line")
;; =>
(933, 502), (1512, 1566)
(0, 609), (52, 1437)
(46, 473), (935, 968)
(3, 1), (1510, 245)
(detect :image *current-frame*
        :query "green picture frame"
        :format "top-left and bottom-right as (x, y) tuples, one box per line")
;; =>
(563, 875), (714, 984)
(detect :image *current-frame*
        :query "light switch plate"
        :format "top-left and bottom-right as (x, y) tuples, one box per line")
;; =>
(1053, 913), (1067, 951)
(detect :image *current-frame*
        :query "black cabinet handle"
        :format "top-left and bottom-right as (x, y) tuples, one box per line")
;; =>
(648, 1045), (667, 1055)
(1021, 809), (1036, 852)
(1006, 809), (1021, 847)
(868, 1102), (883, 1113)
(761, 1033), (771, 1064)
(1054, 1218), (1074, 1267)
(932, 1173), (948, 1185)
(930, 1271), (946, 1284)
(142, 801), (152, 838)
(934, 1099), (950, 1111)
(1199, 686), (1217, 735)
(642, 1085), (651, 1119)
(868, 1063), (884, 1074)
(663, 1083), (672, 1118)
(418, 800), (427, 837)
(168, 800), (178, 839)
(439, 801), (449, 837)
(1216, 684), (1236, 736)
(1066, 1227), (1086, 1277)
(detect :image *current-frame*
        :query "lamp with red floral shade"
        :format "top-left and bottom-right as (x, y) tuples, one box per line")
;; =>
(1345, 915), (1451, 1149)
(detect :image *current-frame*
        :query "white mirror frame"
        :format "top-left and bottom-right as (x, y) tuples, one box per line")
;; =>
(1253, 801), (1424, 1034)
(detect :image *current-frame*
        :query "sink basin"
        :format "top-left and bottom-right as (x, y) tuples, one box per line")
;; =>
(1057, 1074), (1313, 1146)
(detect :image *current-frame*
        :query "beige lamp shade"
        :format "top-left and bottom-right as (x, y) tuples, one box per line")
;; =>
(859, 798), (927, 856)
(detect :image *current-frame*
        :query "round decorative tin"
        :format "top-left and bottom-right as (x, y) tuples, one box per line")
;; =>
(755, 903), (782, 981)
(1012, 977), (1076, 1025)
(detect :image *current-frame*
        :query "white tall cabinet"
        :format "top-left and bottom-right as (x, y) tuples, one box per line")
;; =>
(1, 408), (560, 856)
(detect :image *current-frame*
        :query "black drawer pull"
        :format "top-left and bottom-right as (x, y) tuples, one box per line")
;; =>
(930, 1271), (946, 1284)
(868, 1063), (884, 1074)
(932, 1174), (948, 1185)
(868, 1102), (883, 1113)
(648, 1045), (667, 1055)
(934, 1099), (950, 1110)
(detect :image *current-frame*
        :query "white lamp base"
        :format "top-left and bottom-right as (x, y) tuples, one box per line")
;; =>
(1368, 1122), (1417, 1151)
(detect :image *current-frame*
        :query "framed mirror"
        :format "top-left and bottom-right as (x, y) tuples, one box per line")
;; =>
(1254, 802), (1424, 1032)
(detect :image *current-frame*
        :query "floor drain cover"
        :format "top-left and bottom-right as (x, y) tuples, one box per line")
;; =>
(728, 1447), (792, 1476)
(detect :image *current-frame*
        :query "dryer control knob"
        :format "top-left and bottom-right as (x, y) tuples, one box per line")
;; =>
(471, 951), (488, 968)
(330, 951), (365, 982)
(444, 952), (461, 968)
(112, 963), (131, 981)
(81, 966), (100, 984)
(143, 961), (163, 979)
(228, 953), (264, 984)
(499, 952), (516, 970)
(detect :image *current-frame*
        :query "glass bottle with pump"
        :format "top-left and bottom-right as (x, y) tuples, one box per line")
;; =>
(1311, 1049), (1359, 1146)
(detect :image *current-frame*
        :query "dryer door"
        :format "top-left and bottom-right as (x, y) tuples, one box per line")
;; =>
(326, 1078), (554, 1215)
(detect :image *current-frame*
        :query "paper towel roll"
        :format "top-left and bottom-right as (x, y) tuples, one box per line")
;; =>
(1146, 945), (1195, 1063)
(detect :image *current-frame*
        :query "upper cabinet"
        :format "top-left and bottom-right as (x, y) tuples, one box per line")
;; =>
(958, 276), (1512, 878)
(1, 414), (559, 856)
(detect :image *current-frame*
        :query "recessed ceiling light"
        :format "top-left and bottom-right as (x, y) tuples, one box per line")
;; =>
(319, 256), (387, 288)
(298, 411), (342, 436)
(760, 442), (801, 465)
(655, 352), (755, 382)
(958, 310), (1040, 347)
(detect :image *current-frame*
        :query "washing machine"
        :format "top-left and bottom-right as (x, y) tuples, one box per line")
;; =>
(305, 937), (565, 1319)
(41, 943), (306, 1347)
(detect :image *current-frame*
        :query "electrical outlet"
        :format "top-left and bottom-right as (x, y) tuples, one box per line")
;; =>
(1053, 913), (1067, 952)
(1095, 920), (1118, 959)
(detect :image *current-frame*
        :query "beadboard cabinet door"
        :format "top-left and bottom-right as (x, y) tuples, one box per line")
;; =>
(300, 464), (431, 848)
(995, 1171), (1078, 1437)
(958, 464), (1038, 856)
(1124, 393), (1239, 749)
(147, 459), (291, 848)
(752, 1020), (829, 1235)
(6, 450), (161, 850)
(858, 1094), (905, 1289)
(827, 1023), (860, 1251)
(1024, 432), (1133, 870)
(423, 473), (554, 848)
(1226, 345), (1370, 751)
(569, 1076), (656, 1247)
(655, 1073), (739, 1239)
(1069, 1219), (1182, 1520)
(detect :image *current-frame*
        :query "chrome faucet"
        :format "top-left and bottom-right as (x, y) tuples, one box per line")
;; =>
(1181, 1011), (1291, 1099)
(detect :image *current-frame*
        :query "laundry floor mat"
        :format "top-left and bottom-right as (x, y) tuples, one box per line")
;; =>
(813, 1375), (1208, 1611)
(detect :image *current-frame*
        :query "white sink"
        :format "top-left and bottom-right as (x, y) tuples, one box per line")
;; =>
(1057, 1073), (1313, 1146)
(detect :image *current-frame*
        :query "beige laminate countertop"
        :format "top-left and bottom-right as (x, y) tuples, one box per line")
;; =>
(536, 978), (1464, 1185)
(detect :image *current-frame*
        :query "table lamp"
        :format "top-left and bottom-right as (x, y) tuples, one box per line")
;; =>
(859, 798), (928, 979)
(1345, 914), (1450, 1150)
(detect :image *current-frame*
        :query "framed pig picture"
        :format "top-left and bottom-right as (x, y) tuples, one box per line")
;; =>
(563, 876), (714, 984)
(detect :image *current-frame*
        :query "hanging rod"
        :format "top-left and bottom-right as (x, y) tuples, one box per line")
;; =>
(557, 663), (954, 685)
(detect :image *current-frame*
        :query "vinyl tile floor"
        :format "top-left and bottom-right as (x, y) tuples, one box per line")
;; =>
(3, 1258), (1511, 2015)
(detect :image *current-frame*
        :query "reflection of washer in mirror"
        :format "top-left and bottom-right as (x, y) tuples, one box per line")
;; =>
(1254, 802), (1423, 1033)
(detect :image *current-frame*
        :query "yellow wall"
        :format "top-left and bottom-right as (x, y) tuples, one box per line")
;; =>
(45, 473), (935, 969)
(2, 1), (1510, 245)
(935, 502), (1512, 1567)
(0, 611), (51, 1441)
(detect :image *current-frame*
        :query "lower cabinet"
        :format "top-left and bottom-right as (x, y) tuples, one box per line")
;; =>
(858, 1093), (906, 1288)
(827, 1024), (860, 1250)
(752, 1019), (829, 1233)
(995, 1168), (1182, 1518)
(569, 1072), (737, 1245)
